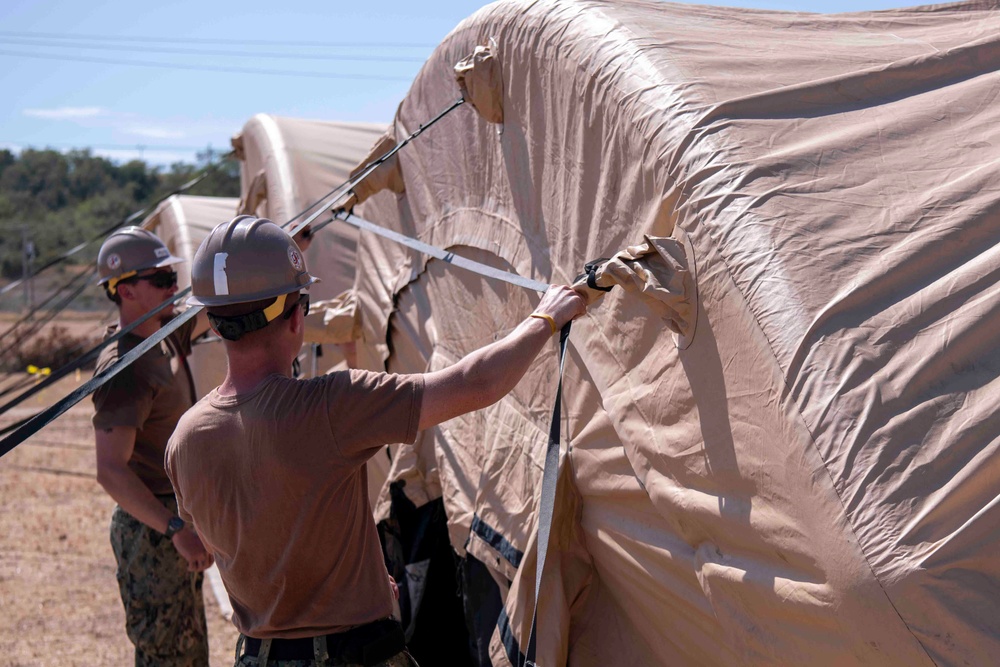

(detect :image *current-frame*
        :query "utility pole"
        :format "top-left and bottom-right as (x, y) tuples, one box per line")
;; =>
(20, 226), (34, 312)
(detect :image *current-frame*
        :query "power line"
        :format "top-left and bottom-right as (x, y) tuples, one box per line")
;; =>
(0, 30), (436, 49)
(0, 49), (416, 81)
(2, 36), (428, 63)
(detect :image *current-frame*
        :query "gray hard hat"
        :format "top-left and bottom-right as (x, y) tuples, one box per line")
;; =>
(188, 215), (317, 309)
(97, 227), (185, 296)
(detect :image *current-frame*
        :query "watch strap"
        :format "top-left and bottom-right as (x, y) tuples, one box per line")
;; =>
(164, 516), (185, 538)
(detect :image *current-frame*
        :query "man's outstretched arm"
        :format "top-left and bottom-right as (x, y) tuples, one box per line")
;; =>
(418, 285), (586, 431)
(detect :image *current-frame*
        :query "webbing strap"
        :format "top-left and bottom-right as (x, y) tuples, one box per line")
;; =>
(523, 321), (572, 667)
(332, 208), (577, 666)
(0, 296), (199, 455)
(334, 213), (551, 294)
(331, 209), (578, 667)
(0, 268), (97, 356)
(0, 287), (191, 423)
(285, 97), (466, 241)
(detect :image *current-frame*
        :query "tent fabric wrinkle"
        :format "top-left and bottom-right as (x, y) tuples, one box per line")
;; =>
(586, 234), (698, 343)
(455, 43), (505, 124)
(345, 131), (407, 210)
(346, 0), (1000, 664)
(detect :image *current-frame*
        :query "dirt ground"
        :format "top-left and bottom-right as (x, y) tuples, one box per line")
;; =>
(0, 371), (240, 666)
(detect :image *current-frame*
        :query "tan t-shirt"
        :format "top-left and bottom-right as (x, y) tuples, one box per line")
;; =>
(165, 370), (424, 639)
(92, 317), (197, 495)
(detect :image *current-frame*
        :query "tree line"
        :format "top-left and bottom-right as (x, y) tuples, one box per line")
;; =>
(0, 148), (239, 281)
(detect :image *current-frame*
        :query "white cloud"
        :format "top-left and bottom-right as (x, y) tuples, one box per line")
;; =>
(23, 106), (109, 120)
(124, 125), (186, 140)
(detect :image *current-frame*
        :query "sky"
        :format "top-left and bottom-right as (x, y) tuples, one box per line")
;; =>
(1, 0), (924, 166)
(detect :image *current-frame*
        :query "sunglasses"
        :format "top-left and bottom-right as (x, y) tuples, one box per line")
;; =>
(282, 292), (310, 320)
(123, 270), (178, 290)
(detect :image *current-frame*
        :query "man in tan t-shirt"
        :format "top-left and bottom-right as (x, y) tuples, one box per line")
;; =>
(165, 216), (587, 667)
(91, 227), (213, 666)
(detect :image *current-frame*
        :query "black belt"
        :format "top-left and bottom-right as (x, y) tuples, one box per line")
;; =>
(243, 618), (405, 664)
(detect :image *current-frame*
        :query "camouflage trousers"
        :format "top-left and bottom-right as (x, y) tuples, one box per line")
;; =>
(110, 496), (209, 667)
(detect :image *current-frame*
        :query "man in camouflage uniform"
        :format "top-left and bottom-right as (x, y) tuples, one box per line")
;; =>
(92, 227), (212, 666)
(165, 216), (587, 667)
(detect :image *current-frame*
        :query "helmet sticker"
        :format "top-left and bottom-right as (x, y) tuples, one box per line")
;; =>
(155, 247), (170, 259)
(213, 252), (230, 296)
(288, 246), (303, 271)
(107, 253), (121, 270)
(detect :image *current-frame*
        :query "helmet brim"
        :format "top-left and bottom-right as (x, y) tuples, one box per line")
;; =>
(186, 276), (320, 308)
(96, 254), (186, 285)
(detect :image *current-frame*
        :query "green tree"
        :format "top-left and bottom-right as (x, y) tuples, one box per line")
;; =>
(0, 149), (239, 282)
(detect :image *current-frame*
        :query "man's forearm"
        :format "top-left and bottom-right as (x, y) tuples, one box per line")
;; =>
(418, 285), (586, 431)
(460, 316), (553, 404)
(96, 464), (174, 534)
(418, 316), (552, 429)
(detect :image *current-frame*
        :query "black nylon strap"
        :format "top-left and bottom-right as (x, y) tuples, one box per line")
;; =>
(286, 97), (466, 241)
(578, 257), (613, 293)
(0, 299), (199, 457)
(0, 267), (97, 350)
(0, 287), (191, 423)
(523, 321), (572, 667)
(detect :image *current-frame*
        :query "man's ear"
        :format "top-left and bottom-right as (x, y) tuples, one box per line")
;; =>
(288, 303), (305, 335)
(116, 283), (136, 302)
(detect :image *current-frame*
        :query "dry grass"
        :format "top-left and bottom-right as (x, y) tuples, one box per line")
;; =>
(0, 372), (239, 666)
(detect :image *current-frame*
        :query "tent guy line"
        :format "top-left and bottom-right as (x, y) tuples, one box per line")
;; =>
(332, 211), (551, 293)
(0, 286), (191, 434)
(0, 97), (532, 457)
(286, 96), (467, 240)
(0, 267), (98, 363)
(0, 304), (200, 456)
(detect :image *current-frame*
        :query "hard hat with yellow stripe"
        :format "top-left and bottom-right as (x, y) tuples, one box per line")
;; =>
(97, 227), (185, 297)
(188, 215), (317, 340)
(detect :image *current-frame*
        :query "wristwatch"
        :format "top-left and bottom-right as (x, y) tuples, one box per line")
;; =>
(164, 516), (185, 539)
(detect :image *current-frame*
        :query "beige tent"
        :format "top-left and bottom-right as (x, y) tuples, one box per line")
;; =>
(341, 1), (1000, 665)
(232, 115), (388, 306)
(145, 116), (388, 392)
